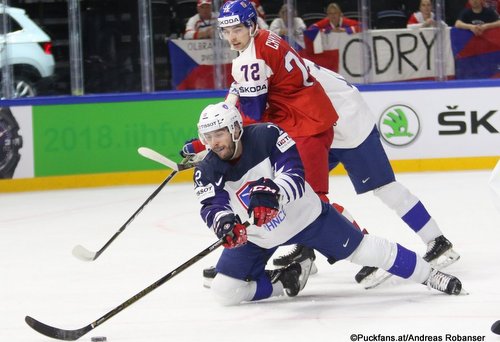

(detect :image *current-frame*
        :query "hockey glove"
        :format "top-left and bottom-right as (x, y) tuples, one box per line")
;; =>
(214, 213), (247, 249)
(180, 138), (206, 158)
(248, 177), (280, 227)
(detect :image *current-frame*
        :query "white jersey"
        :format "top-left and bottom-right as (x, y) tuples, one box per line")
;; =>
(194, 124), (322, 249)
(304, 59), (376, 149)
(183, 13), (218, 40)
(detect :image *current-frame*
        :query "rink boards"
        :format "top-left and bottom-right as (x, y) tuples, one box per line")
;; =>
(1, 79), (498, 192)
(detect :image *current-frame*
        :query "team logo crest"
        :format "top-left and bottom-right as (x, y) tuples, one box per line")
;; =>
(236, 181), (253, 210)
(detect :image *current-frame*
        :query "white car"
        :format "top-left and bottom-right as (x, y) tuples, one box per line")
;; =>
(0, 5), (55, 97)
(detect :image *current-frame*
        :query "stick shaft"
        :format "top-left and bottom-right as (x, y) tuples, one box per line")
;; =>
(92, 170), (178, 260)
(26, 238), (224, 340)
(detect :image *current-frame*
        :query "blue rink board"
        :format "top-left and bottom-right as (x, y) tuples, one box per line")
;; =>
(0, 78), (499, 107)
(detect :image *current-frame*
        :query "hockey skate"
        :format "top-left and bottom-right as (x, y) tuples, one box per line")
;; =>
(271, 257), (314, 297)
(424, 269), (462, 295)
(272, 245), (318, 275)
(202, 266), (218, 289)
(423, 235), (460, 269)
(355, 235), (460, 290)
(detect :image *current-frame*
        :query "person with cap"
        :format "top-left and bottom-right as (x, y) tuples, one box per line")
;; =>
(184, 0), (219, 39)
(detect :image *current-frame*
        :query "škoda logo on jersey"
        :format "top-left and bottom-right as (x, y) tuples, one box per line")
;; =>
(238, 84), (267, 96)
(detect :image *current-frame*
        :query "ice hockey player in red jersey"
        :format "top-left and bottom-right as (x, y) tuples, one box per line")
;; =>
(218, 0), (338, 203)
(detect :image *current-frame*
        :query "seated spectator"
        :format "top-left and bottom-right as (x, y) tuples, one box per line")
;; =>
(251, 0), (266, 19)
(466, 0), (499, 15)
(256, 13), (269, 30)
(455, 0), (500, 35)
(455, 0), (500, 36)
(309, 2), (361, 34)
(184, 0), (218, 39)
(269, 4), (306, 48)
(407, 0), (442, 28)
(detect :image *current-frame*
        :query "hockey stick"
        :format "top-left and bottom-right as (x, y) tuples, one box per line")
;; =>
(72, 151), (194, 262)
(27, 238), (226, 340)
(138, 146), (204, 171)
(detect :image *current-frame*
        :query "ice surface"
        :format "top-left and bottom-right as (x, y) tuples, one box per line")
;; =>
(1, 170), (499, 341)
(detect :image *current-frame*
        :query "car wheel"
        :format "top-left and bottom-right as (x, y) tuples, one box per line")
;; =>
(13, 76), (37, 97)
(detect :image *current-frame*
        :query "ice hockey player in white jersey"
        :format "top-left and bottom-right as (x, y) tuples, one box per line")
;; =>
(193, 101), (462, 305)
(272, 61), (460, 286)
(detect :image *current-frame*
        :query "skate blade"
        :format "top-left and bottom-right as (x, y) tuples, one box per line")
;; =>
(203, 278), (213, 289)
(458, 287), (470, 296)
(361, 270), (393, 290)
(310, 262), (318, 275)
(298, 258), (314, 292)
(429, 249), (461, 270)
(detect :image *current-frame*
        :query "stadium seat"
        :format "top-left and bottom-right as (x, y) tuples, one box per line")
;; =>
(375, 10), (407, 29)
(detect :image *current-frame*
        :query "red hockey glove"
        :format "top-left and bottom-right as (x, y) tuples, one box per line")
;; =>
(180, 138), (206, 157)
(248, 177), (280, 227)
(223, 223), (247, 249)
(214, 214), (248, 249)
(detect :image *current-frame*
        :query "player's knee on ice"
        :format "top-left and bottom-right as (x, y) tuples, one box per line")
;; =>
(211, 273), (256, 306)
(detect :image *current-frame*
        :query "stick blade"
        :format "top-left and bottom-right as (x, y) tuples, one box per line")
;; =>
(138, 147), (179, 171)
(72, 245), (97, 262)
(25, 316), (92, 341)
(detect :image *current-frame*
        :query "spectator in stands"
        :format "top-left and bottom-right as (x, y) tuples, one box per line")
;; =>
(455, 0), (500, 35)
(184, 0), (218, 39)
(407, 0), (439, 28)
(256, 13), (269, 30)
(251, 0), (266, 19)
(269, 4), (307, 48)
(309, 3), (361, 34)
(466, 0), (499, 15)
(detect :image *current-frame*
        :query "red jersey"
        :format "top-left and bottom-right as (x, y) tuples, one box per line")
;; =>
(231, 30), (338, 138)
(310, 17), (361, 34)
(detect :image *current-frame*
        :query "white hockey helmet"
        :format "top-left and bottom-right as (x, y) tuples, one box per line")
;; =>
(197, 102), (243, 145)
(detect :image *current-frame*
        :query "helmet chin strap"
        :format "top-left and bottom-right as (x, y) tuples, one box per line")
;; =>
(229, 140), (240, 160)
(249, 23), (258, 37)
(229, 128), (243, 160)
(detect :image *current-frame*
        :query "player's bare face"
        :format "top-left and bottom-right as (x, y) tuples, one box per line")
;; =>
(203, 128), (236, 160)
(220, 24), (251, 51)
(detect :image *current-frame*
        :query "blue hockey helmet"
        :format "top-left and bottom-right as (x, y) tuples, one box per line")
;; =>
(218, 0), (257, 28)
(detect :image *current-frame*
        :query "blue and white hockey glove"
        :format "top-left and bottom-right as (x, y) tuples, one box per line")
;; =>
(248, 178), (280, 227)
(214, 213), (247, 249)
